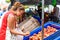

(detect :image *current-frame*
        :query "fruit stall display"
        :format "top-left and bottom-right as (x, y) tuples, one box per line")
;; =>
(29, 26), (57, 40)
(23, 21), (60, 40)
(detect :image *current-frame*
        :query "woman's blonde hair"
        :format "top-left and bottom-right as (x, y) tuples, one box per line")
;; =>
(13, 2), (21, 7)
(10, 2), (24, 11)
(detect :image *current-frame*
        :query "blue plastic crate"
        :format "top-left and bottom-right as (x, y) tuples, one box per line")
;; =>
(44, 30), (60, 40)
(23, 21), (60, 40)
(33, 16), (41, 24)
(54, 36), (60, 40)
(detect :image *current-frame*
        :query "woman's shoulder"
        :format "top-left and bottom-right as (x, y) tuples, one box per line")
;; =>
(8, 12), (15, 21)
(8, 14), (15, 19)
(7, 11), (14, 17)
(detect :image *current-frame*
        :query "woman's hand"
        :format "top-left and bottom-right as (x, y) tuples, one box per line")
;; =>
(23, 31), (30, 36)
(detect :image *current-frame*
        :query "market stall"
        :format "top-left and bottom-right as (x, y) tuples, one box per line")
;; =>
(0, 0), (60, 40)
(23, 21), (60, 40)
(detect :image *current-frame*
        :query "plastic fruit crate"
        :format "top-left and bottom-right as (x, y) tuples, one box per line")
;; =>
(23, 21), (60, 40)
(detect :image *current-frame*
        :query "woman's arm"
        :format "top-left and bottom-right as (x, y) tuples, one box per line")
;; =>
(7, 15), (29, 36)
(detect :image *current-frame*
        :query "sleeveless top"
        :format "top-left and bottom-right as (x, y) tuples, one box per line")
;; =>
(0, 11), (23, 40)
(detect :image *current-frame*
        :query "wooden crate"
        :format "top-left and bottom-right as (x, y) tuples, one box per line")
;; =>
(19, 17), (40, 33)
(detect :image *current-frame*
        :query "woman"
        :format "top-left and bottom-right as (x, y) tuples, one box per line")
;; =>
(0, 2), (29, 40)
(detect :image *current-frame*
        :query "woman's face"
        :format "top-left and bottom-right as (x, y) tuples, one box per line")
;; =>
(16, 10), (25, 16)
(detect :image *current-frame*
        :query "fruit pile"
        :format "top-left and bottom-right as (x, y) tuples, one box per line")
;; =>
(29, 26), (57, 40)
